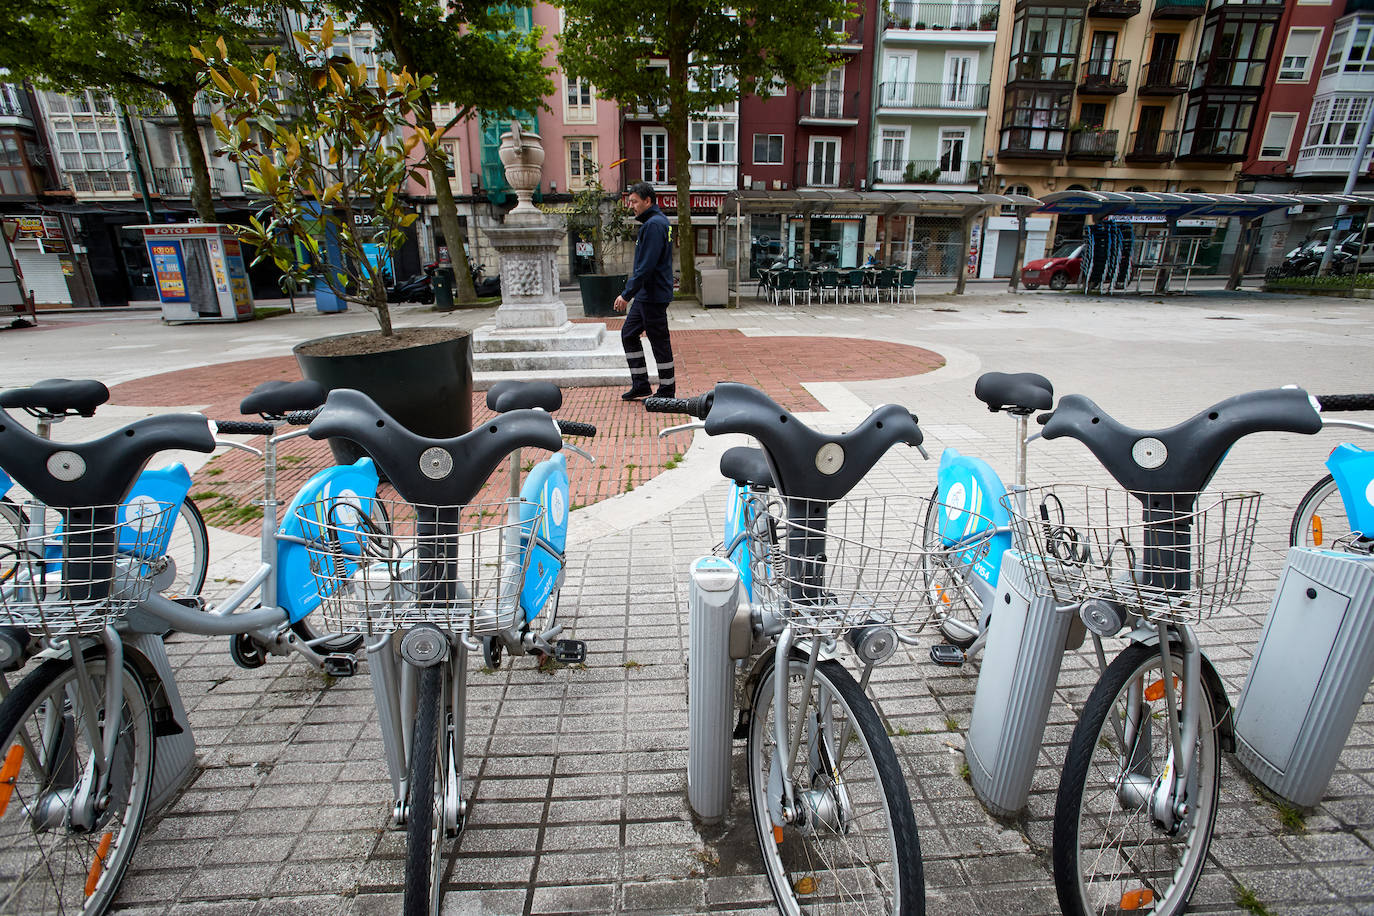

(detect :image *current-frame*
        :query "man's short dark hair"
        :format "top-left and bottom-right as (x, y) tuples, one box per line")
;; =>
(628, 181), (656, 204)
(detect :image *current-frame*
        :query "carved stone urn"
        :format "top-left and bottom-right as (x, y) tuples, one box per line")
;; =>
(497, 122), (545, 221)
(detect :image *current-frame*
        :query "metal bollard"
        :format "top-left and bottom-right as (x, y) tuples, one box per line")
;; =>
(1235, 547), (1374, 807)
(687, 555), (743, 824)
(966, 550), (1075, 817)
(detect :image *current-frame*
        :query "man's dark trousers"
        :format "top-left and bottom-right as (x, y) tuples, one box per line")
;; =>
(622, 299), (674, 390)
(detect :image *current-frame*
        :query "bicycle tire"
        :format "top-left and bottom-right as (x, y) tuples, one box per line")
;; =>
(920, 486), (980, 649)
(0, 648), (155, 915)
(1290, 474), (1354, 548)
(164, 497), (209, 600)
(403, 663), (446, 916)
(288, 501), (391, 655)
(1053, 641), (1221, 916)
(0, 496), (28, 583)
(747, 655), (924, 915)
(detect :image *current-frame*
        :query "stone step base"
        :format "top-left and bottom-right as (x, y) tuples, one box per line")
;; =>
(473, 367), (657, 391)
(472, 322), (607, 353)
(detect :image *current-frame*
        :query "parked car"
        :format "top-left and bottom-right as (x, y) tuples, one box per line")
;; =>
(1020, 242), (1084, 290)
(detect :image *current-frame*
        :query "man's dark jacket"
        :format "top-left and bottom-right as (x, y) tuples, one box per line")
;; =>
(622, 204), (673, 304)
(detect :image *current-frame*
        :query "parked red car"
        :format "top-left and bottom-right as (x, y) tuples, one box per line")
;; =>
(1020, 243), (1084, 290)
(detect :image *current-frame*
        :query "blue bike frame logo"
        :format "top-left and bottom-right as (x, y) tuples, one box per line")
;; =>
(934, 448), (1011, 586)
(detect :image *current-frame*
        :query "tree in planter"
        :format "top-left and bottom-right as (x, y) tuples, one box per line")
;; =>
(195, 24), (437, 338)
(0, 0), (290, 223)
(559, 0), (853, 297)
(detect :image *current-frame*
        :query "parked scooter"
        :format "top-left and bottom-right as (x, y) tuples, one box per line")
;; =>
(387, 266), (435, 304)
(472, 263), (501, 298)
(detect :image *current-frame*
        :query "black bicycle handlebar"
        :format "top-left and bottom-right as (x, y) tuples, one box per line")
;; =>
(214, 420), (275, 437)
(1316, 393), (1374, 412)
(556, 420), (597, 438)
(644, 394), (713, 418)
(285, 409), (322, 426)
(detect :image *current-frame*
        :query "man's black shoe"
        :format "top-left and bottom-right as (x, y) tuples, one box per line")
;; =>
(653, 385), (676, 399)
(621, 383), (652, 401)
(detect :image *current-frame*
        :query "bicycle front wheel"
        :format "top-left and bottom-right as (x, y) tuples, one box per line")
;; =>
(920, 486), (980, 649)
(1290, 474), (1353, 548)
(747, 656), (923, 915)
(403, 663), (447, 916)
(0, 650), (155, 915)
(1053, 641), (1221, 916)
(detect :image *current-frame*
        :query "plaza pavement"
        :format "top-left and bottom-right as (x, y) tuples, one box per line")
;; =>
(1, 282), (1371, 914)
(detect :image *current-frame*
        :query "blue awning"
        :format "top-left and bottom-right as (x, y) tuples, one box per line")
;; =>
(1035, 190), (1374, 221)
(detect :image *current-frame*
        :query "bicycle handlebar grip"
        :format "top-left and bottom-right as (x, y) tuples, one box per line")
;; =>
(556, 420), (597, 438)
(644, 394), (713, 418)
(214, 419), (275, 436)
(284, 409), (322, 426)
(1316, 393), (1374, 412)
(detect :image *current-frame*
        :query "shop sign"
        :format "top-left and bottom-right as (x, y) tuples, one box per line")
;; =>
(144, 224), (222, 238)
(148, 240), (189, 301)
(656, 192), (726, 212)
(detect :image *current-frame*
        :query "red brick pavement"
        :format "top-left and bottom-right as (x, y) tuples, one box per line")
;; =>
(109, 329), (943, 533)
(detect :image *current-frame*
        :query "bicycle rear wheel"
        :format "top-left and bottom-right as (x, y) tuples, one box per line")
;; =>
(403, 663), (448, 916)
(0, 497), (27, 584)
(920, 486), (980, 649)
(161, 498), (208, 600)
(1290, 474), (1356, 548)
(0, 649), (155, 915)
(746, 655), (924, 915)
(1053, 641), (1220, 916)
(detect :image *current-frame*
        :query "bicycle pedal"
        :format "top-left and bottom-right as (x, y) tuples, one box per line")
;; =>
(552, 639), (586, 664)
(321, 655), (357, 678)
(929, 643), (966, 667)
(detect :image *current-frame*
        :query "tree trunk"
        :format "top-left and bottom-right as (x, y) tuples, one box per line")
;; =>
(668, 41), (695, 297)
(428, 146), (479, 306)
(169, 88), (217, 222)
(371, 276), (394, 336)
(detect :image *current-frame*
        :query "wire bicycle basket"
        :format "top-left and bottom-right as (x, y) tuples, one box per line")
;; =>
(745, 493), (994, 639)
(1003, 484), (1263, 624)
(0, 499), (178, 638)
(294, 496), (541, 636)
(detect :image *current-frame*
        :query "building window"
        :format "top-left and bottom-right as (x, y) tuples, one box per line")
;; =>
(1078, 102), (1107, 128)
(1181, 93), (1256, 157)
(690, 121), (736, 165)
(641, 130), (669, 184)
(567, 138), (595, 189)
(441, 140), (461, 192)
(1195, 13), (1277, 88)
(1278, 28), (1323, 82)
(809, 67), (846, 118)
(1325, 22), (1374, 76)
(696, 226), (714, 256)
(565, 76), (594, 122)
(1304, 96), (1371, 150)
(1001, 88), (1071, 151)
(1009, 7), (1082, 82)
(752, 133), (783, 164)
(1001, 184), (1031, 215)
(1259, 112), (1297, 158)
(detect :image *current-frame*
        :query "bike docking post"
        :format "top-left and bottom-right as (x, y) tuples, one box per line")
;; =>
(687, 555), (745, 824)
(965, 550), (1077, 817)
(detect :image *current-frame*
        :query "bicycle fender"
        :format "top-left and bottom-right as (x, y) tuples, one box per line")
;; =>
(0, 465), (10, 498)
(277, 458), (381, 625)
(1326, 444), (1374, 537)
(723, 482), (756, 601)
(520, 453), (569, 554)
(1118, 632), (1236, 754)
(935, 448), (1011, 588)
(122, 464), (194, 560)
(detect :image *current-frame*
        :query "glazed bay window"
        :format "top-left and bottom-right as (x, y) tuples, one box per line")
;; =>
(1000, 88), (1071, 153)
(1009, 7), (1082, 83)
(1303, 96), (1371, 150)
(1323, 21), (1374, 76)
(1194, 12), (1277, 88)
(1180, 93), (1255, 158)
(689, 120), (736, 186)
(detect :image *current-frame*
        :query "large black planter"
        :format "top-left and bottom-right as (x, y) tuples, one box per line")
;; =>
(294, 328), (473, 467)
(577, 273), (627, 317)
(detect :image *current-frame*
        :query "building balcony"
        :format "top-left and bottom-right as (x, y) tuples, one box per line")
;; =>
(0, 87), (34, 127)
(64, 169), (134, 194)
(1078, 59), (1131, 94)
(623, 158), (675, 188)
(1067, 128), (1119, 160)
(1152, 0), (1205, 20)
(870, 158), (982, 186)
(829, 16), (865, 50)
(797, 89), (861, 125)
(1139, 59), (1192, 94)
(999, 127), (1068, 158)
(146, 97), (216, 123)
(1009, 55), (1077, 85)
(876, 81), (990, 111)
(1124, 129), (1179, 162)
(689, 163), (737, 190)
(883, 1), (1000, 33)
(1294, 144), (1374, 177)
(153, 166), (225, 197)
(1177, 130), (1248, 162)
(1088, 0), (1141, 18)
(794, 160), (856, 189)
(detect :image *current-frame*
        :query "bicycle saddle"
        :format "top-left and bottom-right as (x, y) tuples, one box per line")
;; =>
(1042, 387), (1322, 498)
(974, 372), (1053, 414)
(239, 380), (326, 417)
(307, 388), (563, 506)
(0, 408), (215, 508)
(703, 383), (923, 503)
(486, 380), (562, 414)
(720, 447), (774, 489)
(0, 378), (110, 417)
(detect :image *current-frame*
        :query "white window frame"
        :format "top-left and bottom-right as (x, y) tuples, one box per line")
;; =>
(1258, 112), (1298, 159)
(564, 75), (595, 124)
(811, 67), (846, 118)
(441, 139), (462, 194)
(566, 137), (596, 190)
(938, 126), (970, 181)
(641, 129), (669, 184)
(1325, 23), (1374, 76)
(943, 50), (979, 108)
(882, 53), (915, 106)
(808, 136), (841, 186)
(752, 133), (784, 165)
(1278, 27), (1323, 82)
(878, 127), (909, 182)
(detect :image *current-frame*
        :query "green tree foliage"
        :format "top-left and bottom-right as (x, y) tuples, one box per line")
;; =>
(0, 0), (276, 221)
(196, 24), (438, 337)
(559, 0), (853, 295)
(337, 0), (552, 305)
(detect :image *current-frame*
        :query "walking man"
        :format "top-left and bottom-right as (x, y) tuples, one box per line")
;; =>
(615, 182), (675, 400)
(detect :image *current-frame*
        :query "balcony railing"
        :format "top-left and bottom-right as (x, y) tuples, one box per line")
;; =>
(1139, 59), (1192, 93)
(147, 97), (217, 121)
(877, 81), (991, 109)
(794, 160), (856, 189)
(870, 159), (982, 185)
(1078, 59), (1131, 93)
(0, 87), (33, 122)
(1088, 0), (1141, 18)
(153, 166), (225, 197)
(828, 16), (865, 45)
(1067, 129), (1119, 159)
(622, 158), (675, 188)
(65, 169), (134, 194)
(884, 1), (1000, 31)
(1010, 55), (1078, 83)
(1124, 129), (1179, 161)
(1152, 0), (1206, 19)
(1295, 144), (1374, 177)
(798, 89), (861, 123)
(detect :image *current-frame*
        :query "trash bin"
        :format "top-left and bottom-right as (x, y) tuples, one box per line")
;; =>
(434, 266), (454, 311)
(697, 268), (728, 307)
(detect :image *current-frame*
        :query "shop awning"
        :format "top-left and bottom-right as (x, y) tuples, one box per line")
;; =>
(1035, 190), (1374, 222)
(717, 189), (1041, 220)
